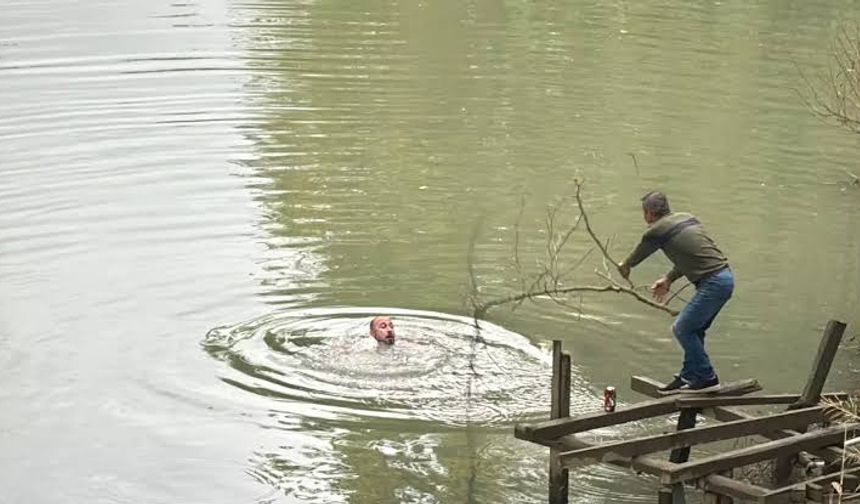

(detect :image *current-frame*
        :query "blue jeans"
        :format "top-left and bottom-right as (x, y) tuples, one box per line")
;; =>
(672, 267), (734, 384)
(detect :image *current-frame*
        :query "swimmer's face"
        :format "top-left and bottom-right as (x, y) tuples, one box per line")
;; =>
(370, 316), (395, 345)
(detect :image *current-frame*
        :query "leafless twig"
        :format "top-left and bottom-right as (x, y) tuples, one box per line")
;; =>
(627, 152), (641, 177)
(573, 179), (635, 289)
(666, 281), (692, 305)
(800, 22), (860, 141)
(468, 180), (682, 320)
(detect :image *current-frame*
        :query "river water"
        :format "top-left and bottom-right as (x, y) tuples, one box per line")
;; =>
(2, 1), (859, 503)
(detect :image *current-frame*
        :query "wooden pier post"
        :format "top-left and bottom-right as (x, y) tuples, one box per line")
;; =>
(549, 340), (571, 504)
(792, 320), (846, 409)
(669, 408), (700, 463)
(775, 320), (846, 485)
(658, 407), (699, 503)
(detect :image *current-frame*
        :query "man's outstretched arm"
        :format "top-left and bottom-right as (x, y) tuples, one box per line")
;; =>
(618, 238), (659, 279)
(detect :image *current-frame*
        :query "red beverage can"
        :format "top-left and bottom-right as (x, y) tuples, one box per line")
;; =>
(603, 386), (616, 412)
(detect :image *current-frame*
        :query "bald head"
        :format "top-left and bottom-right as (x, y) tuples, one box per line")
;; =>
(370, 316), (395, 345)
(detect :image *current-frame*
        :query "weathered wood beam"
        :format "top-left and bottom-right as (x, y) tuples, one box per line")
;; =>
(516, 396), (678, 443)
(553, 436), (773, 502)
(631, 376), (762, 399)
(712, 406), (845, 463)
(676, 394), (848, 409)
(518, 377), (763, 444)
(792, 320), (846, 409)
(553, 434), (675, 477)
(558, 406), (826, 467)
(663, 423), (859, 485)
(633, 375), (847, 463)
(761, 465), (860, 502)
(631, 375), (668, 396)
(697, 473), (769, 502)
(548, 342), (570, 504)
(777, 320), (847, 486)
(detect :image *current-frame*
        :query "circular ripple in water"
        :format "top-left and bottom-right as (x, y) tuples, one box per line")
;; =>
(203, 307), (597, 426)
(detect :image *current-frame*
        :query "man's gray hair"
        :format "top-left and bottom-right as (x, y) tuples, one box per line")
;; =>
(641, 191), (670, 217)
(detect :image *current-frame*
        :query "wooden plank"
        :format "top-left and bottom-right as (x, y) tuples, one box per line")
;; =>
(548, 343), (570, 504)
(699, 472), (743, 504)
(677, 394), (800, 408)
(778, 320), (847, 486)
(554, 434), (773, 502)
(663, 423), (859, 485)
(554, 434), (676, 477)
(712, 406), (845, 464)
(633, 374), (847, 463)
(558, 406), (825, 466)
(559, 351), (571, 418)
(717, 470), (734, 504)
(636, 375), (843, 461)
(676, 393), (849, 409)
(520, 377), (764, 444)
(792, 320), (846, 409)
(550, 341), (562, 419)
(630, 374), (762, 473)
(697, 474), (769, 501)
(632, 376), (845, 408)
(632, 375), (669, 396)
(762, 465), (860, 501)
(631, 376), (762, 398)
(517, 396), (678, 443)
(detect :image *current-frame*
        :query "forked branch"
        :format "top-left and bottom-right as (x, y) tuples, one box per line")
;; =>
(469, 180), (684, 322)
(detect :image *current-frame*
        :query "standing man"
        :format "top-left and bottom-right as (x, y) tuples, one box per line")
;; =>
(618, 191), (734, 394)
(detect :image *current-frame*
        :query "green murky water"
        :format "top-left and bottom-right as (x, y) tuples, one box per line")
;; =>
(2, 1), (859, 502)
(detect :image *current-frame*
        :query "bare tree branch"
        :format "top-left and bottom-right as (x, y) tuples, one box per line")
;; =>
(573, 179), (635, 289)
(594, 270), (680, 315)
(466, 216), (484, 328)
(469, 180), (683, 320)
(513, 195), (526, 293)
(474, 283), (679, 319)
(801, 21), (860, 141)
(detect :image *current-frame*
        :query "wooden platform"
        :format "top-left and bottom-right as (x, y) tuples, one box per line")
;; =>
(514, 320), (857, 504)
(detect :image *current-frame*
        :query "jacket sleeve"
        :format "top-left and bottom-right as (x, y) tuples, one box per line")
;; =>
(623, 236), (659, 268)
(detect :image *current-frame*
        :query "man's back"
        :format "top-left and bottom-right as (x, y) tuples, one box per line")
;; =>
(629, 212), (728, 283)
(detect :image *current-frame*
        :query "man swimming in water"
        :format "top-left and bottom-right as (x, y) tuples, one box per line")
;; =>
(370, 315), (395, 345)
